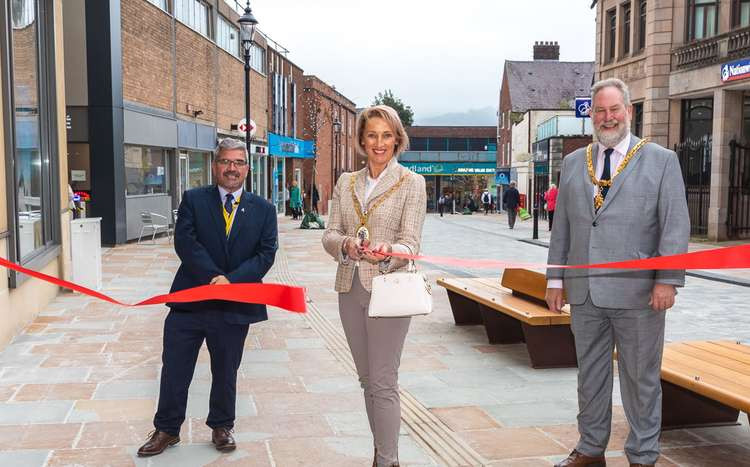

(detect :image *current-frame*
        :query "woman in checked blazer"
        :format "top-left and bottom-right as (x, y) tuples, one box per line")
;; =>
(322, 105), (426, 467)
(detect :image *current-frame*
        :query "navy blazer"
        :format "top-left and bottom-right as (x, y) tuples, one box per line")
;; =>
(168, 185), (278, 325)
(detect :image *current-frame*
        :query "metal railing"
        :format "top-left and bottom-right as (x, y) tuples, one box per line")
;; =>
(675, 136), (712, 236)
(728, 28), (750, 58)
(728, 140), (750, 239)
(672, 26), (750, 70)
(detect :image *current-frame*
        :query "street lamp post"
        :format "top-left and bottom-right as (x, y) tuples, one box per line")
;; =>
(238, 1), (258, 193)
(332, 117), (342, 180)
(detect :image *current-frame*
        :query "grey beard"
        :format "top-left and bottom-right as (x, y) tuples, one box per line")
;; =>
(595, 121), (630, 148)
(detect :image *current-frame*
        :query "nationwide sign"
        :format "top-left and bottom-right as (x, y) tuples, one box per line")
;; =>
(721, 58), (750, 83)
(399, 162), (495, 176)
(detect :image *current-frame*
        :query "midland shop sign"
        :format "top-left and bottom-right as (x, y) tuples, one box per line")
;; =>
(721, 58), (750, 83)
(400, 162), (496, 175)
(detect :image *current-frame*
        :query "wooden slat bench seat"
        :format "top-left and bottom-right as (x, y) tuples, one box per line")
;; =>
(660, 340), (750, 428)
(437, 269), (576, 369)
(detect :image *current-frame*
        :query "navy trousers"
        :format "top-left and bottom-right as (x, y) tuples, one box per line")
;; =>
(154, 308), (249, 436)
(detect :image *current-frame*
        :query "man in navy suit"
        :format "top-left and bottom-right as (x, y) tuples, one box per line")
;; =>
(138, 138), (278, 457)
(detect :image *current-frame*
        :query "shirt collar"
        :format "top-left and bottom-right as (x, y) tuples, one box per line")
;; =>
(218, 185), (243, 204)
(366, 157), (398, 183)
(599, 133), (631, 156)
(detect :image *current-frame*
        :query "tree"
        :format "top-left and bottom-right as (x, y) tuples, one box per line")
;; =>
(372, 89), (414, 126)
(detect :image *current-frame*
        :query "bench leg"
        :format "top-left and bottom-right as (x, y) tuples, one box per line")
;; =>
(446, 291), (483, 325)
(661, 380), (740, 429)
(520, 323), (577, 369)
(478, 304), (524, 344)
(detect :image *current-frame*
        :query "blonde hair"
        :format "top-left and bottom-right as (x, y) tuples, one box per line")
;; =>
(355, 105), (410, 159)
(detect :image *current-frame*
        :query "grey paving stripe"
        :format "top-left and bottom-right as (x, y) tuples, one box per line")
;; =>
(273, 246), (488, 466)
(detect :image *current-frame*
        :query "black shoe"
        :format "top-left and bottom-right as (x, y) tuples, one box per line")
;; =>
(137, 430), (179, 457)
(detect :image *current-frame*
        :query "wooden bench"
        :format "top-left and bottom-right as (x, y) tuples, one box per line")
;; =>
(437, 269), (576, 369)
(660, 340), (750, 428)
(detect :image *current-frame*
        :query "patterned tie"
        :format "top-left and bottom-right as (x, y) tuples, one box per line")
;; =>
(224, 193), (234, 215)
(601, 148), (613, 200)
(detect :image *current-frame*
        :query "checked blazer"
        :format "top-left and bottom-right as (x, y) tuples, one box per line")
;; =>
(322, 159), (427, 293)
(546, 135), (690, 309)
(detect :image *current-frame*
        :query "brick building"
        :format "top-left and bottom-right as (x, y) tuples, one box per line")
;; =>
(300, 76), (357, 215)
(1, 0), (72, 345)
(498, 42), (594, 209)
(402, 126), (497, 211)
(265, 44), (311, 216)
(63, 0), (272, 243)
(592, 0), (750, 240)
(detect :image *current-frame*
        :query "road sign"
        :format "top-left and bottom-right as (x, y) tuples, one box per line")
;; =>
(238, 118), (257, 137)
(575, 97), (592, 118)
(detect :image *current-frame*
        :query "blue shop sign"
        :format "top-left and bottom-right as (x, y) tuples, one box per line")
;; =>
(399, 162), (496, 175)
(721, 58), (750, 83)
(495, 169), (511, 185)
(268, 133), (315, 158)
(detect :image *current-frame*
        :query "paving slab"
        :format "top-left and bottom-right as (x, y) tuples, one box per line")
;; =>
(0, 215), (747, 466)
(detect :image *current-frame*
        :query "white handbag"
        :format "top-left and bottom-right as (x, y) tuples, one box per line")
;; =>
(368, 261), (433, 318)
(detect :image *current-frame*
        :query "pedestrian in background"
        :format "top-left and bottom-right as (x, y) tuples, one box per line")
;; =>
(546, 78), (689, 467)
(544, 183), (558, 231)
(322, 105), (426, 467)
(438, 193), (446, 217)
(502, 181), (520, 229)
(138, 138), (278, 457)
(481, 189), (491, 215)
(289, 180), (302, 220)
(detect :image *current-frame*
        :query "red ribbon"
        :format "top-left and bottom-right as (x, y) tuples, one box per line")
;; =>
(3, 245), (748, 311)
(0, 256), (307, 313)
(387, 244), (750, 271)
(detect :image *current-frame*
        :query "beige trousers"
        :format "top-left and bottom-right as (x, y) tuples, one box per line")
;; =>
(338, 270), (411, 467)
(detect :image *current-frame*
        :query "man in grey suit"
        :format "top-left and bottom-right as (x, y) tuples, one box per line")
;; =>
(545, 78), (690, 467)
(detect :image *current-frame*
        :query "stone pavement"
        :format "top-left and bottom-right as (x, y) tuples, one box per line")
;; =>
(0, 214), (748, 466)
(440, 210), (750, 283)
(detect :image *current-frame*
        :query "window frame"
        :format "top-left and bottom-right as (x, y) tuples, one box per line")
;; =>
(636, 0), (647, 52)
(605, 7), (617, 64)
(216, 13), (239, 58)
(174, 0), (212, 39)
(1, 0), (62, 287)
(632, 101), (644, 137)
(732, 0), (750, 28)
(621, 1), (632, 58)
(687, 0), (719, 42)
(146, 0), (168, 12)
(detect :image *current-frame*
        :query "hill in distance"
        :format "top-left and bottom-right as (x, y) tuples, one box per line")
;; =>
(414, 107), (497, 126)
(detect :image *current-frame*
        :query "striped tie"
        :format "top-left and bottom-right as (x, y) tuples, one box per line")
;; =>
(224, 193), (234, 215)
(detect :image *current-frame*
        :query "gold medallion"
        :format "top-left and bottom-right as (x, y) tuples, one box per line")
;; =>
(355, 224), (370, 245)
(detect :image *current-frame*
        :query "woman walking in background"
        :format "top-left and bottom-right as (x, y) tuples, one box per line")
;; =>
(544, 183), (558, 231)
(322, 105), (426, 467)
(289, 180), (302, 219)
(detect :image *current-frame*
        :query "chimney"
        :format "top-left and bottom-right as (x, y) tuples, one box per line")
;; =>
(533, 41), (560, 61)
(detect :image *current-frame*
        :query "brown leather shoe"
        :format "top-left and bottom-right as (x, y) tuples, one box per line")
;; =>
(212, 427), (236, 452)
(137, 430), (179, 457)
(630, 464), (654, 467)
(555, 449), (606, 467)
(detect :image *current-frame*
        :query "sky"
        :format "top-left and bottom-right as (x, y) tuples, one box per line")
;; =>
(245, 0), (597, 122)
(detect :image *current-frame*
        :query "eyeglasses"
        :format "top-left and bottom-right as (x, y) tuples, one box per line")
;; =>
(215, 158), (248, 168)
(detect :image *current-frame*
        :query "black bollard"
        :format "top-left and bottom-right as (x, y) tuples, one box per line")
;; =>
(532, 207), (539, 240)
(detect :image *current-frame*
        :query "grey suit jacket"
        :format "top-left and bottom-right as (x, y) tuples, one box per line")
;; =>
(546, 135), (690, 309)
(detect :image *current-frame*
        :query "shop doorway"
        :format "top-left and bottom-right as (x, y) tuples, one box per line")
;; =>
(675, 135), (711, 236)
(728, 140), (750, 239)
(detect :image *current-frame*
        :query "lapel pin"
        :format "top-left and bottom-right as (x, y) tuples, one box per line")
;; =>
(241, 208), (245, 213)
